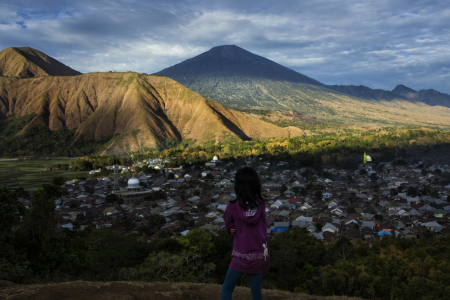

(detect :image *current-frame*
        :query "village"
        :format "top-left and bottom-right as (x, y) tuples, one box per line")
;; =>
(16, 154), (450, 244)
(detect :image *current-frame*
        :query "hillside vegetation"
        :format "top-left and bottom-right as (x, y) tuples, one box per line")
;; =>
(122, 127), (450, 171)
(0, 72), (301, 155)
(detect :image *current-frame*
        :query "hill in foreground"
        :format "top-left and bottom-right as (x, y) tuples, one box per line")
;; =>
(0, 72), (302, 155)
(0, 280), (363, 300)
(0, 47), (81, 78)
(158, 45), (450, 126)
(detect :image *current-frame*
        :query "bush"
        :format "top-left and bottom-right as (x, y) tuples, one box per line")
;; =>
(0, 259), (31, 283)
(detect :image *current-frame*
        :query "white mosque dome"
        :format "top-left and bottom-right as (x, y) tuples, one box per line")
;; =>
(213, 155), (219, 161)
(127, 177), (140, 188)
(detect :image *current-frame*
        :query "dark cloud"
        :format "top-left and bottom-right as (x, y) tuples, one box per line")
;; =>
(0, 0), (449, 93)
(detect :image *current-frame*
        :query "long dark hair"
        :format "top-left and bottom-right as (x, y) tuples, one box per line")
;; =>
(233, 167), (265, 210)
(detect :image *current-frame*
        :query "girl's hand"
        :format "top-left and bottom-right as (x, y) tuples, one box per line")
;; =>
(230, 228), (236, 235)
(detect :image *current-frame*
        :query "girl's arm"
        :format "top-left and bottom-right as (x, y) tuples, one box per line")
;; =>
(223, 204), (235, 237)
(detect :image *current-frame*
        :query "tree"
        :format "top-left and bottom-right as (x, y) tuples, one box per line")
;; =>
(315, 222), (323, 231)
(269, 228), (325, 291)
(0, 188), (25, 260)
(86, 228), (152, 277)
(430, 190), (439, 199)
(331, 236), (354, 261)
(315, 190), (323, 200)
(72, 158), (93, 171)
(375, 214), (384, 220)
(407, 186), (417, 197)
(197, 203), (209, 212)
(393, 159), (408, 166)
(106, 193), (118, 203)
(52, 176), (66, 186)
(176, 212), (185, 221)
(280, 185), (288, 193)
(85, 186), (95, 194)
(153, 190), (167, 200)
(179, 229), (215, 258)
(167, 173), (175, 180)
(120, 250), (215, 283)
(14, 187), (30, 198)
(17, 184), (62, 272)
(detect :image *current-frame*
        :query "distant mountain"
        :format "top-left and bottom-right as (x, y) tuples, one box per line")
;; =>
(392, 84), (450, 107)
(0, 47), (81, 78)
(391, 84), (417, 98)
(157, 45), (450, 126)
(157, 45), (327, 112)
(0, 72), (302, 155)
(159, 45), (323, 86)
(328, 85), (405, 102)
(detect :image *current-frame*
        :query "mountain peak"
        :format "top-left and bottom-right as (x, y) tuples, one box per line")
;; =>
(0, 46), (81, 78)
(157, 45), (324, 109)
(392, 84), (417, 97)
(204, 45), (258, 61)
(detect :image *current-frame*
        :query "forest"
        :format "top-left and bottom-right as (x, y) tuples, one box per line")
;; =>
(1, 182), (450, 300)
(0, 114), (113, 157)
(1, 111), (450, 165)
(71, 127), (450, 171)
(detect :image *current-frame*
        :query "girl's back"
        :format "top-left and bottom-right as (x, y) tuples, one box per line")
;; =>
(220, 167), (269, 300)
(224, 199), (270, 273)
(223, 166), (270, 274)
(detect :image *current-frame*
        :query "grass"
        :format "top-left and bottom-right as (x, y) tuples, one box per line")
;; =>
(0, 281), (364, 300)
(0, 158), (88, 192)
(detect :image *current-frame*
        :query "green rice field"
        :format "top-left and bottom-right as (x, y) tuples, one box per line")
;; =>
(0, 158), (88, 192)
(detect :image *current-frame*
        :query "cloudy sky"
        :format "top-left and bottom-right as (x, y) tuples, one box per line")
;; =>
(1, 0), (449, 93)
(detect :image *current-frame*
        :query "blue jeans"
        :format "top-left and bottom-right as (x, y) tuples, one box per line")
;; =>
(220, 267), (263, 300)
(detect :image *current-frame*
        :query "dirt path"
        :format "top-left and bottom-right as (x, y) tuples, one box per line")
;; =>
(0, 280), (363, 300)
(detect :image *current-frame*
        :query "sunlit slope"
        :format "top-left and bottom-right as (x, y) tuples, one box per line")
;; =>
(0, 72), (300, 154)
(162, 74), (450, 128)
(0, 47), (81, 78)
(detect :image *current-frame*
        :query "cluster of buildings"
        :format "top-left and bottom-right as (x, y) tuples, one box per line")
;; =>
(16, 154), (450, 243)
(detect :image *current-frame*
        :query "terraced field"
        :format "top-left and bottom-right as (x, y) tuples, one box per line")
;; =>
(0, 158), (87, 191)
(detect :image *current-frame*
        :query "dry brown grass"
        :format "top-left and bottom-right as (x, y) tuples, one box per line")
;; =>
(0, 72), (300, 155)
(0, 280), (364, 300)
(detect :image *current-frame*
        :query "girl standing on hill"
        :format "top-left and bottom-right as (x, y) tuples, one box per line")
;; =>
(221, 167), (270, 300)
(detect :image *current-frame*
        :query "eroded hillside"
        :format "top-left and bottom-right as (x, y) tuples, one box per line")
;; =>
(0, 72), (300, 154)
(0, 47), (81, 78)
